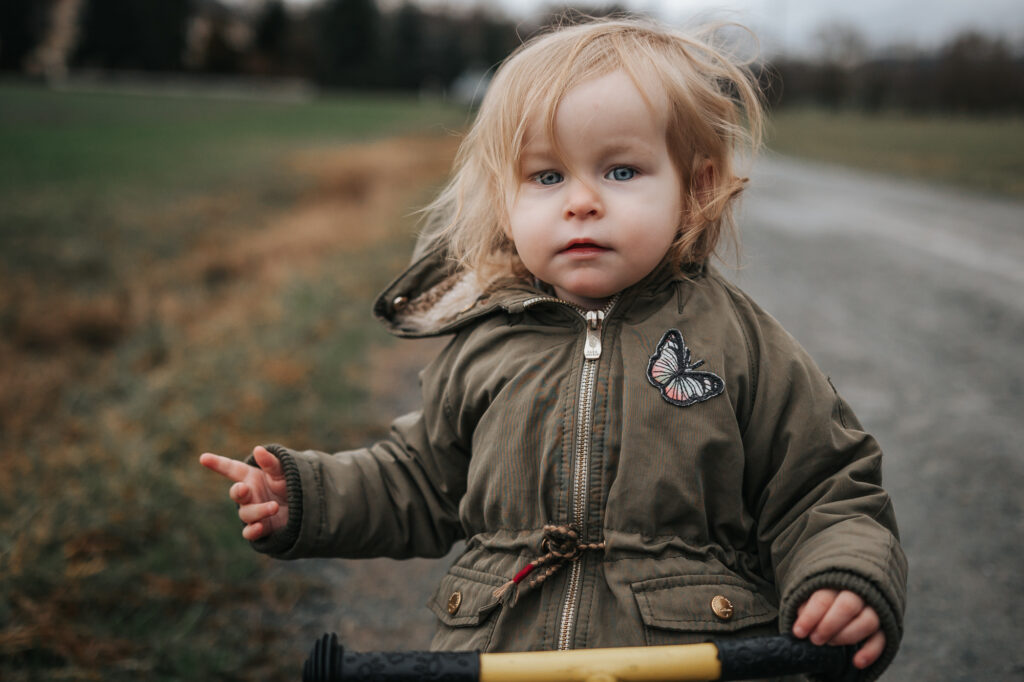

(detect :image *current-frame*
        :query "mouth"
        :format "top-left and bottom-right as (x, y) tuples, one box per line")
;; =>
(560, 239), (610, 255)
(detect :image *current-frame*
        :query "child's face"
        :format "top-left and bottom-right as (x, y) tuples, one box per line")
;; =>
(507, 70), (683, 309)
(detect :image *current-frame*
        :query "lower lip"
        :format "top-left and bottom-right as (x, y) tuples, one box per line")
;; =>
(561, 245), (608, 256)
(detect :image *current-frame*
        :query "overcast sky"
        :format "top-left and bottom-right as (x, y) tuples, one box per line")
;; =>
(406, 0), (1024, 55)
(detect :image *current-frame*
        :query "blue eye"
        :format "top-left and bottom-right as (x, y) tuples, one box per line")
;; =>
(533, 171), (563, 186)
(607, 166), (637, 181)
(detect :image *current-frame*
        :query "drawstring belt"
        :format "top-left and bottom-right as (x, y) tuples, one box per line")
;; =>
(492, 524), (605, 607)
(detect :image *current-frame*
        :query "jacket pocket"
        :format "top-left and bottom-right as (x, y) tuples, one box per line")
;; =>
(427, 565), (503, 650)
(632, 574), (778, 646)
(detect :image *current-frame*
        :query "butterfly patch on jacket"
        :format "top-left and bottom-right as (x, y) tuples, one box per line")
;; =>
(646, 329), (725, 407)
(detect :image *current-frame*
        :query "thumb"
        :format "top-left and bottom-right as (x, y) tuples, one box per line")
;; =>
(252, 445), (284, 479)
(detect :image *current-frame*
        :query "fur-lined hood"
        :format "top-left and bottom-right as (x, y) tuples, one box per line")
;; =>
(372, 245), (518, 338)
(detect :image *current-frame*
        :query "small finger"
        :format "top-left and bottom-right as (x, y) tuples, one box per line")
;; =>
(810, 591), (864, 645)
(831, 607), (880, 646)
(792, 589), (836, 639)
(238, 500), (279, 524)
(229, 482), (250, 504)
(853, 631), (886, 669)
(242, 522), (265, 541)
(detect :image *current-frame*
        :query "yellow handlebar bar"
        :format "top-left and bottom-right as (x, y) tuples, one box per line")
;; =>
(480, 642), (721, 681)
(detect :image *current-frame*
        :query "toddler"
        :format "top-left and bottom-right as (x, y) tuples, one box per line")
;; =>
(201, 17), (906, 680)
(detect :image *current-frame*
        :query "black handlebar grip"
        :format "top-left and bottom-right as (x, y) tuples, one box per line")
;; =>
(715, 635), (857, 681)
(303, 633), (480, 682)
(303, 633), (343, 682)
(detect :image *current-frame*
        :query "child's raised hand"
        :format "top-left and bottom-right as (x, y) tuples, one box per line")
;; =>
(199, 446), (289, 541)
(792, 588), (885, 670)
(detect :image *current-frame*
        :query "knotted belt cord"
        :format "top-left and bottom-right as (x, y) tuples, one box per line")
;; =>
(492, 524), (604, 607)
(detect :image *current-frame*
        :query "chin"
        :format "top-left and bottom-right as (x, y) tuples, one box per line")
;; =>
(577, 288), (615, 301)
(574, 278), (624, 300)
(562, 287), (617, 307)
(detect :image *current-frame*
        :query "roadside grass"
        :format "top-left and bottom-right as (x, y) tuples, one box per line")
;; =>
(767, 108), (1024, 198)
(0, 84), (462, 681)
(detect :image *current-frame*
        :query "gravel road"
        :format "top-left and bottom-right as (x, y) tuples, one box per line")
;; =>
(279, 155), (1024, 681)
(734, 155), (1024, 681)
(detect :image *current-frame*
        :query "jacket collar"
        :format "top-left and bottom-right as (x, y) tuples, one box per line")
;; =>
(373, 245), (707, 338)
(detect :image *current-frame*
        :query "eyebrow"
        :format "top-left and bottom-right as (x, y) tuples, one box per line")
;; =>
(520, 138), (655, 163)
(596, 140), (654, 157)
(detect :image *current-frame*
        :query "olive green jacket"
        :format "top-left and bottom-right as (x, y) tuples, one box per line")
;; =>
(253, 250), (907, 680)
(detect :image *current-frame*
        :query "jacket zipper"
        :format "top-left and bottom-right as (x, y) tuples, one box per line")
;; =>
(523, 294), (617, 650)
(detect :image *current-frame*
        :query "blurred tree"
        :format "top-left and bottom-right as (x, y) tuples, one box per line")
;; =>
(0, 0), (53, 71)
(857, 61), (892, 112)
(23, 0), (85, 80)
(814, 61), (846, 110)
(255, 0), (288, 61)
(814, 22), (868, 71)
(810, 23), (868, 109)
(315, 0), (381, 88)
(477, 12), (519, 70)
(855, 54), (941, 113)
(378, 5), (518, 93)
(202, 12), (245, 74)
(74, 0), (194, 71)
(428, 16), (467, 91)
(534, 3), (633, 28)
(247, 0), (292, 75)
(460, 8), (517, 72)
(387, 2), (425, 89)
(939, 31), (1020, 112)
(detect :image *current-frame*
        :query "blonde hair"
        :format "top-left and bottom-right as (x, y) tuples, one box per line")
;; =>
(420, 16), (765, 285)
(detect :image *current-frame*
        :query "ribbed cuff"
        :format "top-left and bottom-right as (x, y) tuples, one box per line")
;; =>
(780, 570), (902, 682)
(246, 443), (304, 557)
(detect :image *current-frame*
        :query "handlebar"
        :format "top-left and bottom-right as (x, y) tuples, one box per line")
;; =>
(303, 633), (857, 681)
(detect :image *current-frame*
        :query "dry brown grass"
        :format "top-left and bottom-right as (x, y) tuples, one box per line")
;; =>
(0, 134), (458, 439)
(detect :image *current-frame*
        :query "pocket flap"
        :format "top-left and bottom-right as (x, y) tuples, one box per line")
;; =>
(632, 575), (777, 633)
(428, 566), (503, 627)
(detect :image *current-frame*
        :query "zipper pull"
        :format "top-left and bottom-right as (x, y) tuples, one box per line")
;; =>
(583, 310), (604, 360)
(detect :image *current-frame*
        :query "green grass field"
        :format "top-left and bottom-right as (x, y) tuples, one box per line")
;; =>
(1, 83), (1020, 680)
(0, 84), (465, 277)
(767, 108), (1024, 198)
(0, 83), (462, 188)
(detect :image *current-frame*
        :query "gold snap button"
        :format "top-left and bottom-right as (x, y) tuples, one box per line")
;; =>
(447, 591), (462, 615)
(711, 595), (734, 621)
(392, 295), (408, 310)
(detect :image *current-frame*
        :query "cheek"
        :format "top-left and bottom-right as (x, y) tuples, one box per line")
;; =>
(506, 219), (535, 263)
(508, 195), (548, 241)
(507, 192), (531, 239)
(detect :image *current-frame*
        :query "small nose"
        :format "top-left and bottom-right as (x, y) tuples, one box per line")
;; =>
(563, 180), (604, 220)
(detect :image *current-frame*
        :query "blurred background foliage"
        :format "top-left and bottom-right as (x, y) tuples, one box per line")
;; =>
(1, 0), (1022, 111)
(1, 1), (1022, 680)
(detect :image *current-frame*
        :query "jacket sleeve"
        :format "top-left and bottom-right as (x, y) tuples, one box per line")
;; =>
(248, 333), (475, 560)
(740, 308), (908, 682)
